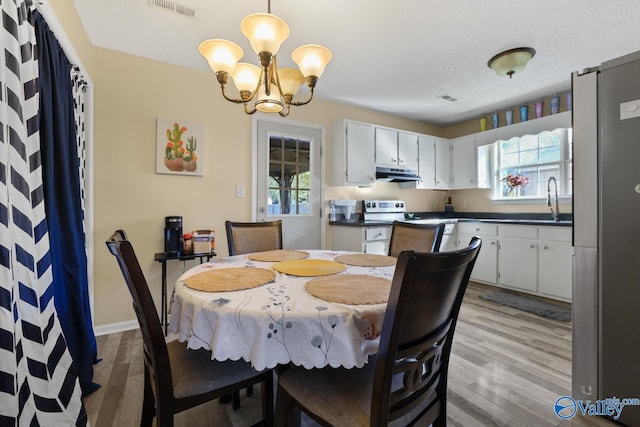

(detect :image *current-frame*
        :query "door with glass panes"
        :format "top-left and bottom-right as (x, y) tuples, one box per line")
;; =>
(255, 118), (322, 249)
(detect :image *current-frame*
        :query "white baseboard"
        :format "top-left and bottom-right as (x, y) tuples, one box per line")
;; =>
(94, 320), (139, 336)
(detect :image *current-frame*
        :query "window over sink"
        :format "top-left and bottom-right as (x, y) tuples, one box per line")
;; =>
(492, 128), (572, 200)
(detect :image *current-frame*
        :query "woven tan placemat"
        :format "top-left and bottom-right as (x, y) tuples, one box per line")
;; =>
(306, 274), (392, 304)
(247, 250), (309, 262)
(273, 259), (346, 276)
(184, 268), (275, 292)
(335, 253), (397, 267)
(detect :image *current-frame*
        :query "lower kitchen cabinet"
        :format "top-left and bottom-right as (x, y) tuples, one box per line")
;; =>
(498, 236), (538, 293)
(330, 225), (391, 255)
(439, 223), (457, 252)
(457, 223), (498, 284)
(537, 227), (573, 301)
(456, 222), (572, 302)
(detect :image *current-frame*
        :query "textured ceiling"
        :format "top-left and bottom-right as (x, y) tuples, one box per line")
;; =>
(71, 0), (640, 125)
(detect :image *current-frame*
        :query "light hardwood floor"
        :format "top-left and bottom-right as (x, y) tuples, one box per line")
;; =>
(84, 283), (617, 426)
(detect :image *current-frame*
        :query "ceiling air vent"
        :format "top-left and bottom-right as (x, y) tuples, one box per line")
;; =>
(149, 0), (196, 19)
(437, 94), (459, 102)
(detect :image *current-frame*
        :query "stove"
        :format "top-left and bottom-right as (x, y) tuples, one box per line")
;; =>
(362, 200), (407, 222)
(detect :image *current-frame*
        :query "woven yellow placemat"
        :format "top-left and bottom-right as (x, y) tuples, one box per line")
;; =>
(335, 253), (397, 267)
(306, 274), (392, 304)
(247, 249), (309, 262)
(273, 259), (346, 276)
(184, 268), (275, 292)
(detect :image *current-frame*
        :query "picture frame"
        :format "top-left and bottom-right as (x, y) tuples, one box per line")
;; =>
(156, 118), (204, 176)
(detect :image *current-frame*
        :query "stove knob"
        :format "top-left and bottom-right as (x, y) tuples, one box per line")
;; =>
(365, 202), (371, 208)
(395, 202), (400, 208)
(400, 202), (404, 208)
(372, 202), (377, 208)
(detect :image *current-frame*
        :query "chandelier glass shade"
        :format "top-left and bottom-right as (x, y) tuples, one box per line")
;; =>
(487, 47), (536, 78)
(199, 10), (332, 116)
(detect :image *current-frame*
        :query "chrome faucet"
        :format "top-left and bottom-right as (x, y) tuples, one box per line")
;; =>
(547, 177), (560, 222)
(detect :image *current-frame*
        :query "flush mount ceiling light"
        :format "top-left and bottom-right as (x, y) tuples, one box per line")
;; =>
(198, 0), (332, 117)
(487, 47), (536, 78)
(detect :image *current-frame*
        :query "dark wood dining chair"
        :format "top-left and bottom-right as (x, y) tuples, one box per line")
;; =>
(224, 220), (283, 404)
(275, 237), (482, 427)
(387, 220), (445, 257)
(225, 220), (283, 255)
(106, 230), (274, 427)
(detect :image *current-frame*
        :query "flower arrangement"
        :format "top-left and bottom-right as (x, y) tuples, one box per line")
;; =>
(501, 173), (529, 189)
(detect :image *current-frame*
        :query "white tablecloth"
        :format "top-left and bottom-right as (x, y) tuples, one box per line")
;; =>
(168, 250), (396, 370)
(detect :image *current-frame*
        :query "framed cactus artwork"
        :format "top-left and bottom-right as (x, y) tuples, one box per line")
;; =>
(155, 118), (204, 176)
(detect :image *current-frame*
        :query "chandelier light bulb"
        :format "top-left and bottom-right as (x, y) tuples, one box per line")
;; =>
(231, 63), (261, 92)
(198, 39), (243, 74)
(256, 83), (284, 113)
(277, 68), (305, 96)
(241, 13), (289, 56)
(292, 44), (333, 78)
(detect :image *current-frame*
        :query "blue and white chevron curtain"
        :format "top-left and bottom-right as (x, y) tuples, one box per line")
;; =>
(0, 1), (86, 425)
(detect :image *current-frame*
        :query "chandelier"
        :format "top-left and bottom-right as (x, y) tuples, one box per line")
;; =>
(198, 2), (332, 117)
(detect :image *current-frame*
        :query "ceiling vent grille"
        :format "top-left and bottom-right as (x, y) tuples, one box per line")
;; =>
(149, 0), (196, 19)
(437, 94), (459, 102)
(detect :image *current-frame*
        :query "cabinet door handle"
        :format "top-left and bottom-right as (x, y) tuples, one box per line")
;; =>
(391, 157), (396, 163)
(530, 244), (536, 249)
(399, 158), (404, 164)
(475, 228), (480, 232)
(490, 241), (496, 245)
(543, 245), (548, 250)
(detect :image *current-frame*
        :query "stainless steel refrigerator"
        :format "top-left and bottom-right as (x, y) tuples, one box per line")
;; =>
(572, 51), (640, 425)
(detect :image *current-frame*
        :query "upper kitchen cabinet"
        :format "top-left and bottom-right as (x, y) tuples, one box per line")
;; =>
(330, 120), (376, 186)
(416, 134), (436, 189)
(434, 138), (451, 189)
(374, 127), (419, 171)
(450, 136), (476, 189)
(431, 136), (478, 190)
(398, 134), (436, 189)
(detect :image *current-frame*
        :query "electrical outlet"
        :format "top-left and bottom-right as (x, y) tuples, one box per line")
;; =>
(461, 200), (467, 208)
(433, 200), (438, 209)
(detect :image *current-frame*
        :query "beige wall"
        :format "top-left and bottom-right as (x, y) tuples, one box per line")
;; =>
(90, 47), (452, 327)
(50, 0), (572, 329)
(48, 0), (93, 74)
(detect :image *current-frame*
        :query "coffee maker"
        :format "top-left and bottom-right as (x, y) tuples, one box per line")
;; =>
(164, 215), (182, 255)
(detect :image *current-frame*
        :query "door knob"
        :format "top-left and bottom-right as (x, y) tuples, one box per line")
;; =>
(259, 207), (266, 213)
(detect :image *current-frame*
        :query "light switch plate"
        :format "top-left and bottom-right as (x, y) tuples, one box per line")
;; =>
(236, 185), (245, 198)
(620, 99), (640, 120)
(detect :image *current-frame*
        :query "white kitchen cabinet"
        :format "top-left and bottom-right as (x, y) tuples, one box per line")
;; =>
(537, 227), (573, 301)
(375, 127), (419, 171)
(398, 134), (436, 190)
(374, 127), (397, 167)
(476, 144), (493, 189)
(439, 223), (457, 252)
(398, 131), (419, 171)
(497, 225), (538, 293)
(416, 134), (436, 189)
(450, 136), (477, 189)
(330, 120), (376, 186)
(457, 222), (498, 284)
(330, 225), (391, 255)
(434, 138), (451, 189)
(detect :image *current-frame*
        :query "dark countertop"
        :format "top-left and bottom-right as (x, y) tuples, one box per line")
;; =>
(329, 212), (573, 227)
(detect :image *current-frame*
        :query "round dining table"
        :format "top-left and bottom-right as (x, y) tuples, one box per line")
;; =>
(168, 250), (397, 371)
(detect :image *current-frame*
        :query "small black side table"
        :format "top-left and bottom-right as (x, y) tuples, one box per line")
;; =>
(154, 252), (215, 335)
